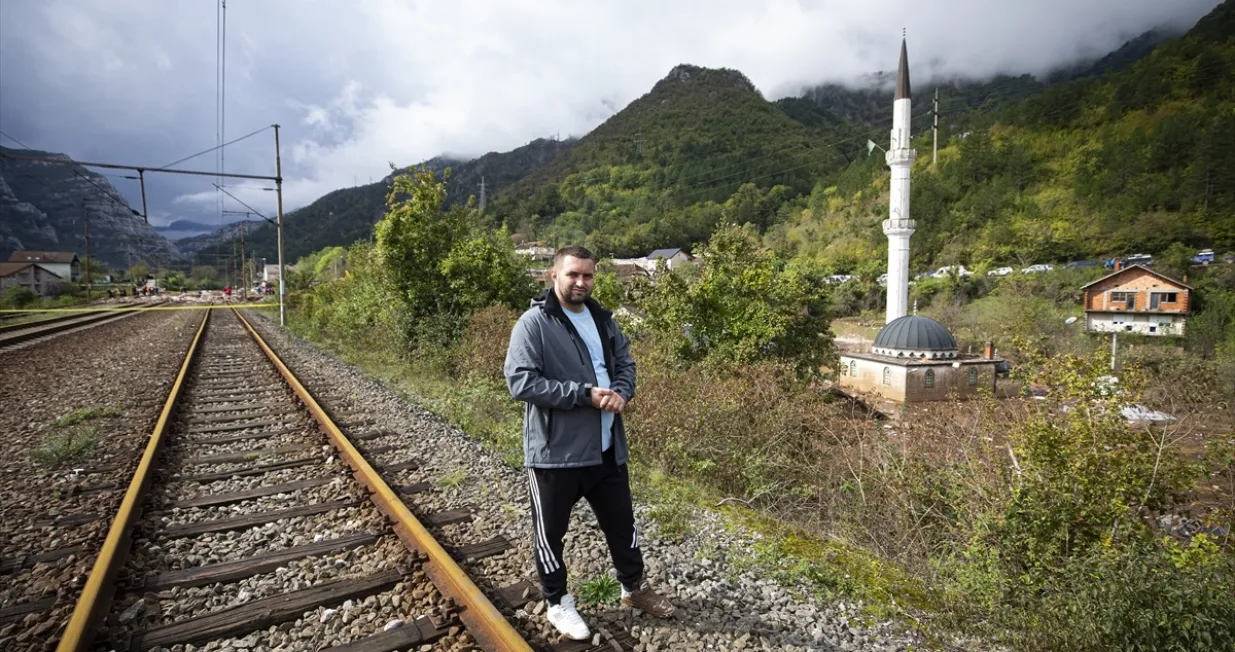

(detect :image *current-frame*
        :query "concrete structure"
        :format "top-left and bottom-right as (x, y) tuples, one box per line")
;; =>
(1082, 264), (1192, 336)
(0, 262), (64, 297)
(837, 315), (1011, 403)
(263, 264), (281, 283)
(7, 251), (79, 282)
(882, 38), (917, 324)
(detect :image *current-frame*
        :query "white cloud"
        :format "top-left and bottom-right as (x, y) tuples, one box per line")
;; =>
(0, 0), (1222, 225)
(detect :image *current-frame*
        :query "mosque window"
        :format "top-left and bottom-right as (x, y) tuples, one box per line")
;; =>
(882, 367), (891, 385)
(924, 369), (935, 388)
(969, 367), (977, 386)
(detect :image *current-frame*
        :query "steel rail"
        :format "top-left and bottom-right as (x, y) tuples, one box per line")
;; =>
(0, 302), (168, 348)
(232, 308), (534, 652)
(56, 309), (211, 652)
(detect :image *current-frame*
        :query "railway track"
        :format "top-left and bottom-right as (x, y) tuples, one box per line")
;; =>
(0, 307), (642, 652)
(0, 302), (168, 352)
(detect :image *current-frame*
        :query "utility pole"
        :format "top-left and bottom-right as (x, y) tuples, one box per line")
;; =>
(1110, 331), (1119, 372)
(138, 169), (149, 223)
(238, 221), (247, 301)
(274, 124), (287, 326)
(932, 87), (939, 166)
(82, 205), (91, 300)
(479, 176), (486, 213)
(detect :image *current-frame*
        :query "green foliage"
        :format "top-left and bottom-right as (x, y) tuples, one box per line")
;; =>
(577, 574), (621, 606)
(53, 405), (122, 428)
(2, 285), (38, 309)
(641, 222), (835, 376)
(127, 263), (149, 281)
(32, 425), (99, 468)
(373, 166), (536, 348)
(1003, 348), (1197, 566)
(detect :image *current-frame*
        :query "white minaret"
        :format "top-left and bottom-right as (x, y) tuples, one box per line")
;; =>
(883, 37), (917, 324)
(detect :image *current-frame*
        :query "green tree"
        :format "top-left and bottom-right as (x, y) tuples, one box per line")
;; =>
(127, 263), (150, 282)
(641, 222), (835, 376)
(438, 227), (537, 315)
(1157, 242), (1195, 280)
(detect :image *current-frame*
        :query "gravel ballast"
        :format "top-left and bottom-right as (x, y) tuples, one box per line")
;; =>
(0, 307), (204, 651)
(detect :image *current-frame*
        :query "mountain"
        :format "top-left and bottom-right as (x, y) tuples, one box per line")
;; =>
(197, 9), (1228, 268)
(773, 2), (1235, 275)
(192, 138), (570, 265)
(0, 146), (177, 269)
(173, 218), (268, 256)
(156, 218), (254, 241)
(483, 64), (864, 255)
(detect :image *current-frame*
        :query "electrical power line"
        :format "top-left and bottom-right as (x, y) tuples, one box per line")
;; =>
(160, 125), (270, 169)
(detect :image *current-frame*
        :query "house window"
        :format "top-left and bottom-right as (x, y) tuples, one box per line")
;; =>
(924, 369), (935, 388)
(850, 361), (857, 377)
(968, 367), (977, 386)
(882, 367), (891, 385)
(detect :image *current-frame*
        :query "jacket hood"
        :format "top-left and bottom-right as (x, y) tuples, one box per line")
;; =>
(533, 288), (612, 321)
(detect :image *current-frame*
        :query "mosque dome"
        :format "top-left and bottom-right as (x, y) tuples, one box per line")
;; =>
(872, 315), (958, 359)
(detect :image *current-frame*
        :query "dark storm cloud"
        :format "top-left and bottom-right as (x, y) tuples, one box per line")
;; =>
(0, 0), (1222, 227)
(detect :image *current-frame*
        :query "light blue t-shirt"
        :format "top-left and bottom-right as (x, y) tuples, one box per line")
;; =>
(564, 305), (614, 452)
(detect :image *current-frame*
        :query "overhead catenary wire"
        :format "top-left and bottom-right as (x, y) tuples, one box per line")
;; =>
(160, 125), (270, 170)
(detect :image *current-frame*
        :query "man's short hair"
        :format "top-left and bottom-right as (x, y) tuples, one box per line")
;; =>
(554, 245), (596, 267)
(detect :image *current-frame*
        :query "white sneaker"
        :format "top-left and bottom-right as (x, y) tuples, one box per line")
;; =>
(545, 594), (591, 641)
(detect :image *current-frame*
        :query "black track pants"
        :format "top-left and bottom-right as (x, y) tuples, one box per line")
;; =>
(527, 448), (644, 603)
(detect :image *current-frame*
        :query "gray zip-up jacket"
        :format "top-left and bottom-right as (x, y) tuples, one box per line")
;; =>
(503, 289), (636, 468)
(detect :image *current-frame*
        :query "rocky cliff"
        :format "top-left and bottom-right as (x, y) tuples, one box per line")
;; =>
(0, 146), (177, 269)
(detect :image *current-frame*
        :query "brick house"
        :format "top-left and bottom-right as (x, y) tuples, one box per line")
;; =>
(1081, 264), (1192, 336)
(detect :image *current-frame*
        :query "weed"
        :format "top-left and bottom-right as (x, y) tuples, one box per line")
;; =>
(577, 574), (621, 606)
(52, 405), (123, 428)
(32, 426), (100, 468)
(647, 502), (691, 542)
(439, 468), (469, 488)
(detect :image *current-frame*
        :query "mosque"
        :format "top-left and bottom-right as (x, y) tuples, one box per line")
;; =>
(835, 38), (1013, 404)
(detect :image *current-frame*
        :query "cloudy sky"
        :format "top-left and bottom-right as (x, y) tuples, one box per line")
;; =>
(0, 0), (1221, 229)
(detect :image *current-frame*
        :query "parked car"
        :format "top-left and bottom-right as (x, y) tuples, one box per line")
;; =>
(1192, 249), (1215, 264)
(1021, 264), (1054, 274)
(1126, 253), (1153, 266)
(931, 265), (972, 278)
(987, 266), (1014, 277)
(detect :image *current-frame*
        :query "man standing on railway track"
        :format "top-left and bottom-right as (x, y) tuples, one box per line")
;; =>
(504, 245), (676, 641)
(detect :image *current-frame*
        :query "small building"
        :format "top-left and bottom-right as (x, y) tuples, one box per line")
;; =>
(836, 315), (1014, 403)
(7, 251), (79, 282)
(515, 244), (556, 261)
(1081, 264), (1192, 336)
(646, 248), (693, 270)
(0, 262), (64, 297)
(263, 264), (281, 283)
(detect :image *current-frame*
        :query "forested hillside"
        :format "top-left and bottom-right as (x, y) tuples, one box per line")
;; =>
(194, 138), (571, 264)
(777, 1), (1234, 275)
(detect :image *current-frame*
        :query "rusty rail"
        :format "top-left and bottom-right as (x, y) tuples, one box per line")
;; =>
(232, 308), (533, 652)
(56, 309), (210, 651)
